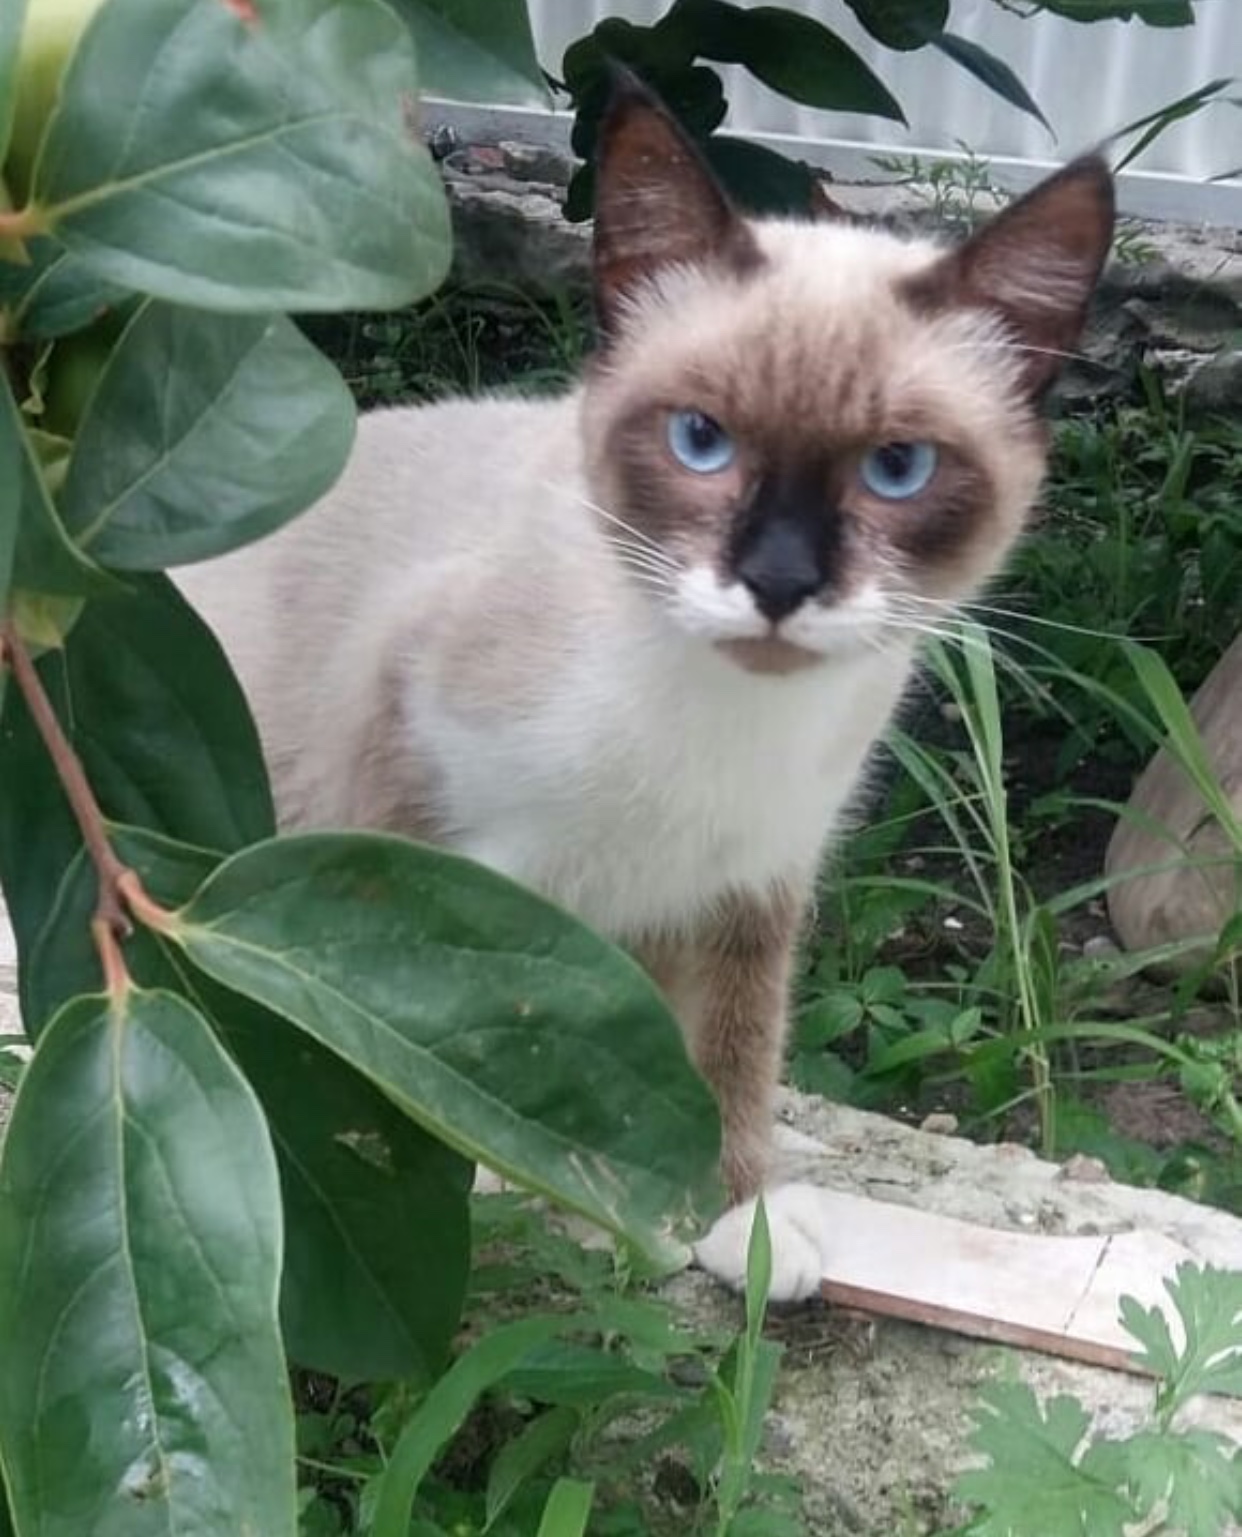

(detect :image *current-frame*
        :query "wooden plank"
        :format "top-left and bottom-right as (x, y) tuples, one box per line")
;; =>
(808, 1189), (1203, 1374)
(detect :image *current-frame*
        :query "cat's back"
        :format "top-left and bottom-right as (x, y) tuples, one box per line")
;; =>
(178, 389), (581, 683)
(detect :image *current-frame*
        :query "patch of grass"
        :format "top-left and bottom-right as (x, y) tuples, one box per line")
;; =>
(294, 1192), (800, 1537)
(993, 381), (1242, 769)
(870, 146), (1008, 231)
(301, 283), (590, 408)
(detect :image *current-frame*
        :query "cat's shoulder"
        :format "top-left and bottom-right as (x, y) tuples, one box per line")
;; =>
(353, 388), (579, 459)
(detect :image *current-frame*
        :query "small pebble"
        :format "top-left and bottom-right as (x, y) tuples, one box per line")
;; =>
(919, 1112), (959, 1136)
(425, 123), (459, 161)
(1059, 1153), (1111, 1184)
(1082, 935), (1120, 960)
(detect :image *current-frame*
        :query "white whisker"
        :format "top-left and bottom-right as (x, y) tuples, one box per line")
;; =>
(942, 338), (1093, 369)
(538, 476), (676, 565)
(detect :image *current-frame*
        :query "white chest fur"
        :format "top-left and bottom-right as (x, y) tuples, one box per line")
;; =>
(411, 615), (912, 942)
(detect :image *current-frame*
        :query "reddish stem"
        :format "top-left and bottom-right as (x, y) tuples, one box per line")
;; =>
(1, 624), (175, 993)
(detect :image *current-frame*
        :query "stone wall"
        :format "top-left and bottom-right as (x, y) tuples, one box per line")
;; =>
(436, 127), (1242, 418)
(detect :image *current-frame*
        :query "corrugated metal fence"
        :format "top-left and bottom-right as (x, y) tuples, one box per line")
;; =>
(516, 0), (1242, 222)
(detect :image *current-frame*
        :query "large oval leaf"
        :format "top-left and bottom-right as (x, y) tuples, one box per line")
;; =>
(0, 237), (136, 341)
(26, 827), (472, 1383)
(0, 575), (273, 1002)
(21, 828), (223, 1039)
(684, 0), (904, 120)
(169, 834), (723, 1263)
(0, 0), (29, 167)
(0, 377), (20, 625)
(1036, 0), (1193, 21)
(33, 0), (452, 313)
(842, 0), (946, 49)
(224, 988), (472, 1383)
(389, 0), (549, 107)
(1, 372), (109, 599)
(931, 34), (1051, 131)
(61, 304), (356, 568)
(0, 988), (295, 1537)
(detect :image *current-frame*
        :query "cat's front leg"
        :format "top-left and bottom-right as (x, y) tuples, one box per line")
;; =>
(642, 883), (836, 1303)
(669, 881), (806, 1202)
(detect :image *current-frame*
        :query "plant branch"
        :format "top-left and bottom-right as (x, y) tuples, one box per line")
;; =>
(0, 623), (174, 989)
(0, 205), (51, 241)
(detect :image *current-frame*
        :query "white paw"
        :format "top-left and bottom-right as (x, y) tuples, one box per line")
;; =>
(693, 1182), (828, 1303)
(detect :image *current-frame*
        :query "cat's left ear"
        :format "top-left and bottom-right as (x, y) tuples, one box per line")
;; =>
(592, 72), (761, 339)
(909, 154), (1115, 398)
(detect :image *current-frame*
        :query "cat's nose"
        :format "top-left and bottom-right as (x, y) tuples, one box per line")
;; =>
(735, 526), (823, 622)
(739, 568), (820, 622)
(733, 513), (825, 623)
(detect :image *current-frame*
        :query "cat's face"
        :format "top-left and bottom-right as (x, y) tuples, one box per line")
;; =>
(581, 83), (1114, 675)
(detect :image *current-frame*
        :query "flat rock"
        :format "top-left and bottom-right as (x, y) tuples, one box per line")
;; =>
(1106, 630), (1242, 969)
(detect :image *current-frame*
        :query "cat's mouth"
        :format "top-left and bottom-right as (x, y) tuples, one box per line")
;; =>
(664, 565), (884, 671)
(715, 635), (825, 676)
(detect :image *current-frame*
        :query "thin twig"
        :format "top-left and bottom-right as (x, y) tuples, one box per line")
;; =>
(0, 206), (50, 242)
(0, 623), (174, 991)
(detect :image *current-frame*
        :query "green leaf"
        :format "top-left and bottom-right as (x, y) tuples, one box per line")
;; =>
(930, 34), (1051, 131)
(224, 987), (472, 1384)
(1122, 1428), (1242, 1537)
(0, 375), (21, 621)
(0, 575), (273, 1009)
(25, 826), (471, 1384)
(842, 0), (947, 49)
(745, 1196), (772, 1348)
(0, 988), (296, 1537)
(169, 834), (723, 1261)
(60, 303), (356, 568)
(486, 1407), (580, 1531)
(683, 0), (905, 120)
(1032, 0), (1193, 22)
(370, 1316), (571, 1537)
(1106, 77), (1233, 173)
(35, 0), (452, 313)
(2, 369), (109, 598)
(798, 991), (864, 1048)
(1123, 642), (1242, 851)
(0, 0), (29, 166)
(1121, 1263), (1242, 1416)
(499, 1341), (680, 1407)
(388, 0), (550, 107)
(535, 1479), (594, 1537)
(703, 137), (820, 216)
(0, 237), (134, 341)
(954, 1382), (1135, 1536)
(22, 829), (220, 1037)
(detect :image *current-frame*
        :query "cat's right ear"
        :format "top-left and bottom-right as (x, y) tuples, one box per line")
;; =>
(592, 71), (761, 340)
(906, 154), (1115, 398)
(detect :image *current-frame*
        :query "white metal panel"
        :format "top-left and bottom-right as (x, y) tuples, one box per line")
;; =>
(524, 0), (1241, 216)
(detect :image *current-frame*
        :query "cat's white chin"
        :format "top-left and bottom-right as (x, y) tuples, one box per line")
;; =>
(715, 635), (826, 676)
(694, 1183), (829, 1303)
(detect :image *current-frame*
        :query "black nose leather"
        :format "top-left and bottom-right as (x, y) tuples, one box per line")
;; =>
(734, 520), (824, 622)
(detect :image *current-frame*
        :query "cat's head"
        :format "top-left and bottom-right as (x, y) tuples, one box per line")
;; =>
(580, 78), (1114, 675)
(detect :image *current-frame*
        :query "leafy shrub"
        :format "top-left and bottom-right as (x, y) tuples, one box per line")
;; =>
(0, 4), (720, 1532)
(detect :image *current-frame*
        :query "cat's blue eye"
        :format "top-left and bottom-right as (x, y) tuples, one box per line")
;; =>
(668, 410), (735, 474)
(859, 442), (938, 501)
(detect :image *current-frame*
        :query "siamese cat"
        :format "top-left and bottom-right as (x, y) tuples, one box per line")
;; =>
(178, 81), (1114, 1300)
